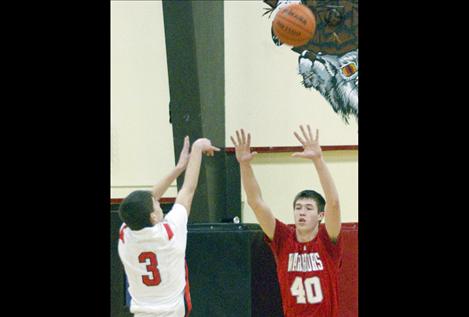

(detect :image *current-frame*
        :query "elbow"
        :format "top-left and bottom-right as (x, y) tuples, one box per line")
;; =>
(181, 184), (196, 196)
(247, 198), (263, 210)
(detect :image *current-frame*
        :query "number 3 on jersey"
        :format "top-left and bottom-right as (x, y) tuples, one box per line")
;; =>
(139, 252), (161, 286)
(290, 276), (323, 304)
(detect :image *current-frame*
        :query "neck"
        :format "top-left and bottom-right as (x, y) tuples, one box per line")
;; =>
(296, 223), (320, 243)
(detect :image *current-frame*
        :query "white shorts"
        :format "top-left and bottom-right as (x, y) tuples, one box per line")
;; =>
(133, 301), (185, 317)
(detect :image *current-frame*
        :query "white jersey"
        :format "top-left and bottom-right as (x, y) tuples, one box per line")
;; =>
(118, 204), (188, 315)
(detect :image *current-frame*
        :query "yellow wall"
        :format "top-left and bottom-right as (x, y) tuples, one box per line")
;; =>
(224, 1), (358, 147)
(241, 151), (358, 224)
(111, 1), (177, 198)
(223, 1), (358, 223)
(111, 0), (358, 223)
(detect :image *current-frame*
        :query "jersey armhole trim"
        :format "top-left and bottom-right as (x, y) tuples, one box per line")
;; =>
(119, 224), (127, 243)
(163, 223), (174, 240)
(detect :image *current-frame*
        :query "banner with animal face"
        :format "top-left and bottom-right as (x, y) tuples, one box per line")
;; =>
(225, 0), (358, 146)
(266, 0), (358, 124)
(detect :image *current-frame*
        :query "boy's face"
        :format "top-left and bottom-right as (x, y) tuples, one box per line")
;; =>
(293, 198), (324, 232)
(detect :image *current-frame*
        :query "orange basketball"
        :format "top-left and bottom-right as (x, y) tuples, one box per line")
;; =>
(272, 3), (316, 47)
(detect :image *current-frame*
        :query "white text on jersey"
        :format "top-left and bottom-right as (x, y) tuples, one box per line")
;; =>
(287, 252), (324, 272)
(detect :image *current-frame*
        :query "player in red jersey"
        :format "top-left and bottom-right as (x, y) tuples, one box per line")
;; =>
(230, 125), (342, 317)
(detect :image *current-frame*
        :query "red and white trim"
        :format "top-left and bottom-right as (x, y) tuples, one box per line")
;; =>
(163, 223), (174, 241)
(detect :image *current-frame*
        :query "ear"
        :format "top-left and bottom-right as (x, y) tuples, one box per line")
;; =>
(152, 197), (161, 209)
(318, 211), (325, 222)
(149, 212), (159, 225)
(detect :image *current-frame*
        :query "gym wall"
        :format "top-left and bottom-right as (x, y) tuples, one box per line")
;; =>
(110, 2), (358, 315)
(224, 0), (358, 146)
(110, 0), (358, 224)
(242, 151), (358, 224)
(111, 1), (176, 199)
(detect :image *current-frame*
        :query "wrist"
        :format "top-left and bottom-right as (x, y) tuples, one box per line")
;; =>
(239, 161), (252, 167)
(191, 143), (204, 152)
(312, 156), (324, 164)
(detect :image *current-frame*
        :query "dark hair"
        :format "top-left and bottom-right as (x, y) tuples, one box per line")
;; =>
(118, 190), (154, 230)
(293, 190), (326, 212)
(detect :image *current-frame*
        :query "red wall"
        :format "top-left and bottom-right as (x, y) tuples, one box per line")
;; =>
(339, 223), (358, 317)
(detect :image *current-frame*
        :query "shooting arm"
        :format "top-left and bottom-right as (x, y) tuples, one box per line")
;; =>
(175, 147), (203, 215)
(175, 139), (219, 215)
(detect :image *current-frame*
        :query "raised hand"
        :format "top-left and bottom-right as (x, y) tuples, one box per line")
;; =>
(176, 136), (191, 170)
(192, 138), (221, 156)
(230, 129), (258, 163)
(292, 125), (322, 161)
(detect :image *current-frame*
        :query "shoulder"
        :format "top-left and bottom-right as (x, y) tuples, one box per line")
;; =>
(277, 220), (295, 236)
(270, 219), (294, 239)
(163, 204), (189, 237)
(318, 224), (331, 242)
(168, 203), (187, 217)
(318, 224), (343, 263)
(165, 204), (188, 222)
(264, 219), (295, 247)
(319, 224), (342, 244)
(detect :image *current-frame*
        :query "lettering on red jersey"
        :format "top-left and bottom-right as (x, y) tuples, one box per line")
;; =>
(287, 252), (324, 272)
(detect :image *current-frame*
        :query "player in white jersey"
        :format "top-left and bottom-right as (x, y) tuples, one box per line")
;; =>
(118, 137), (220, 317)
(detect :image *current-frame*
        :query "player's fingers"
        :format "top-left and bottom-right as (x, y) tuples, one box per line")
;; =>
(307, 125), (314, 141)
(211, 146), (221, 152)
(230, 136), (238, 147)
(251, 151), (258, 157)
(300, 125), (308, 141)
(241, 129), (246, 145)
(236, 130), (242, 145)
(183, 136), (190, 151)
(294, 131), (306, 145)
(315, 129), (319, 141)
(247, 133), (251, 148)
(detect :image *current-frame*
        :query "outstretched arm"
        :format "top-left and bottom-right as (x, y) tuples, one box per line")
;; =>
(152, 136), (190, 200)
(175, 138), (220, 215)
(292, 125), (341, 241)
(231, 129), (276, 240)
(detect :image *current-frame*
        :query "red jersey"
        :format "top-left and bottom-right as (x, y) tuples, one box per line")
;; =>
(265, 219), (343, 317)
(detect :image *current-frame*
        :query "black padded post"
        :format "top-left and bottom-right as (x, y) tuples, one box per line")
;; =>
(162, 0), (241, 223)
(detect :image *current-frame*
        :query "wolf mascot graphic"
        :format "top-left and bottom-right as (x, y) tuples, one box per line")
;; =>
(265, 0), (358, 123)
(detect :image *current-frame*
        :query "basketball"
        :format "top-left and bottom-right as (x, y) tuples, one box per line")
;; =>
(272, 3), (316, 47)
